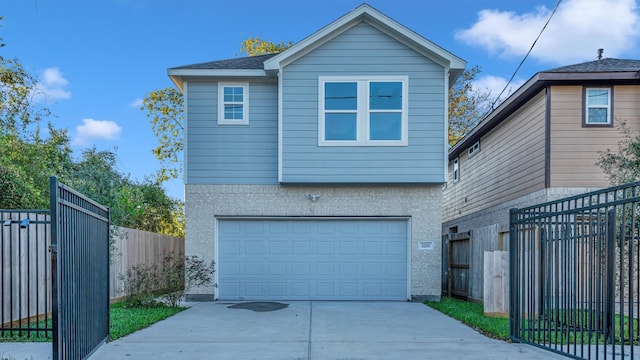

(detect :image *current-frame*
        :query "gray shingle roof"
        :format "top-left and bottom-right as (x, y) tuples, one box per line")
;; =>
(542, 58), (640, 73)
(170, 53), (278, 70)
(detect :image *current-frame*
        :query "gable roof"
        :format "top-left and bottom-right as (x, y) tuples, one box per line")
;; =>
(263, 3), (466, 85)
(449, 58), (640, 160)
(168, 3), (466, 91)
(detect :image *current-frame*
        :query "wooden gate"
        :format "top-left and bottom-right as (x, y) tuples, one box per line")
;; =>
(442, 232), (470, 299)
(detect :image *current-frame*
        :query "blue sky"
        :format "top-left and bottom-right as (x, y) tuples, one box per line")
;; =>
(2, 0), (639, 200)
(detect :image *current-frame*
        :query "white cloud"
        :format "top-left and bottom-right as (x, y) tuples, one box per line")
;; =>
(33, 67), (71, 103)
(457, 0), (640, 64)
(129, 98), (143, 108)
(473, 75), (525, 104)
(73, 118), (122, 146)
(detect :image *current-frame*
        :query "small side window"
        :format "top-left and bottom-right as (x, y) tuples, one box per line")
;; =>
(467, 141), (480, 158)
(218, 83), (249, 125)
(453, 158), (459, 183)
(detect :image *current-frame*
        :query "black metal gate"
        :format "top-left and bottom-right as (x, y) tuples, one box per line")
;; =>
(510, 182), (640, 359)
(50, 176), (110, 359)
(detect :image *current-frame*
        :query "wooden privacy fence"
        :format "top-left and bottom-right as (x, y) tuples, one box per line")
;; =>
(483, 250), (509, 316)
(109, 227), (184, 300)
(1, 223), (183, 327)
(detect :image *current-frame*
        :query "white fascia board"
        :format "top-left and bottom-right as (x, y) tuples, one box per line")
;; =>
(167, 69), (267, 78)
(168, 69), (268, 93)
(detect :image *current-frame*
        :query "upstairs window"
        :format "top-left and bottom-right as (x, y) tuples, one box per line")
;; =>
(584, 88), (612, 126)
(319, 76), (408, 146)
(218, 83), (249, 125)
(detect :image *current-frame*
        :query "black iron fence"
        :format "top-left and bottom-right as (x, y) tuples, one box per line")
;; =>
(0, 210), (52, 339)
(51, 176), (110, 360)
(510, 182), (640, 359)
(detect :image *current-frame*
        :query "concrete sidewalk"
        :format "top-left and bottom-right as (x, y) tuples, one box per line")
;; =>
(3, 302), (565, 360)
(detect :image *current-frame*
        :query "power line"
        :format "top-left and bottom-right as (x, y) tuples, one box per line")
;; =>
(488, 0), (562, 112)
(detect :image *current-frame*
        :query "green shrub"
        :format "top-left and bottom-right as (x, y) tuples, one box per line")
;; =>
(120, 251), (215, 308)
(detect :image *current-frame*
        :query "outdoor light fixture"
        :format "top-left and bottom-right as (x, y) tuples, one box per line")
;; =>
(19, 218), (30, 229)
(2, 219), (11, 226)
(308, 194), (320, 202)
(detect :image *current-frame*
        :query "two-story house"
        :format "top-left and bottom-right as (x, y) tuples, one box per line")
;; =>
(442, 58), (640, 301)
(168, 4), (465, 301)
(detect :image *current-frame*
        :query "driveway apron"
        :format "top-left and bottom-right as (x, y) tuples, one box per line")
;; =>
(87, 301), (565, 360)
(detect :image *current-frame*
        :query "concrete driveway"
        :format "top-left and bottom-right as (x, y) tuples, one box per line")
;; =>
(85, 301), (562, 360)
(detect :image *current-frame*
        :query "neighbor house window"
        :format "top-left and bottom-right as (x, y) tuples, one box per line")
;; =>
(467, 141), (480, 158)
(453, 158), (459, 182)
(218, 83), (249, 125)
(319, 76), (408, 146)
(584, 87), (612, 126)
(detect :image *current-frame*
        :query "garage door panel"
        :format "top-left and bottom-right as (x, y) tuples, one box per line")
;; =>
(244, 262), (262, 275)
(218, 218), (408, 300)
(269, 240), (287, 254)
(340, 241), (358, 254)
(245, 240), (263, 254)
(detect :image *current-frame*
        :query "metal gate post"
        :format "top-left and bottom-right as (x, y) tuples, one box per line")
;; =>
(509, 208), (518, 341)
(49, 177), (59, 360)
(605, 208), (615, 345)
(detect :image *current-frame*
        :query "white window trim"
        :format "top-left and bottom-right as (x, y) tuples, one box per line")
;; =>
(453, 157), (459, 183)
(467, 141), (480, 158)
(318, 76), (409, 146)
(218, 82), (249, 125)
(585, 87), (611, 125)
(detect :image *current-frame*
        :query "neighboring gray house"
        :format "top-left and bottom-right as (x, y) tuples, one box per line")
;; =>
(169, 4), (465, 301)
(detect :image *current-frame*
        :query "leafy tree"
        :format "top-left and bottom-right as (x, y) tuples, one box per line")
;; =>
(0, 125), (72, 209)
(69, 147), (185, 236)
(598, 121), (640, 185)
(448, 65), (494, 146)
(240, 37), (293, 56)
(141, 87), (184, 182)
(0, 56), (50, 135)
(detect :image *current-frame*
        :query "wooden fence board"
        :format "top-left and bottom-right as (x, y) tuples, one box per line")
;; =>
(483, 250), (509, 317)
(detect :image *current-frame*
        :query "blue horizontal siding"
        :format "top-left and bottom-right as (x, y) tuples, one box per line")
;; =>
(280, 21), (446, 184)
(185, 81), (278, 185)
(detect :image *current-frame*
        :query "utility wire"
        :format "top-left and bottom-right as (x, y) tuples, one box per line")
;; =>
(487, 0), (562, 113)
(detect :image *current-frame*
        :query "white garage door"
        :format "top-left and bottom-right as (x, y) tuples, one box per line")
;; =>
(217, 218), (408, 300)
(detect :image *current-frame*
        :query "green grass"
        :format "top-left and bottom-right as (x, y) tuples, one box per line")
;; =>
(109, 302), (185, 340)
(426, 297), (640, 346)
(516, 310), (640, 345)
(0, 302), (185, 343)
(425, 296), (510, 341)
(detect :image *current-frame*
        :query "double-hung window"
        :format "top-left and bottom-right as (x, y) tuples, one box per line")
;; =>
(584, 87), (612, 126)
(218, 83), (249, 125)
(319, 76), (408, 146)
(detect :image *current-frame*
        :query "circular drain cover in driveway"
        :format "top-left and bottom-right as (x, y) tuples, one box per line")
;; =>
(227, 302), (288, 312)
